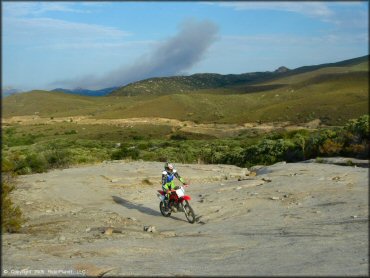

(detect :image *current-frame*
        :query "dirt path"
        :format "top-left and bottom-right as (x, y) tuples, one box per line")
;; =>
(2, 116), (321, 138)
(2, 160), (368, 276)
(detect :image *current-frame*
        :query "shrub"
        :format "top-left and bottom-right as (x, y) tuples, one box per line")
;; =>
(1, 174), (24, 233)
(319, 139), (344, 156)
(170, 133), (187, 140)
(64, 130), (77, 135)
(242, 138), (295, 167)
(344, 115), (369, 141)
(25, 153), (48, 173)
(44, 148), (72, 168)
(111, 146), (140, 160)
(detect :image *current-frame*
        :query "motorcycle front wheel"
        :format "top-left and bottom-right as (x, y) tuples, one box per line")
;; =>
(159, 201), (171, 217)
(183, 200), (195, 224)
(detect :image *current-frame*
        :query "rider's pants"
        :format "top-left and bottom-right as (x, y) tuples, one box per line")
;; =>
(163, 181), (175, 205)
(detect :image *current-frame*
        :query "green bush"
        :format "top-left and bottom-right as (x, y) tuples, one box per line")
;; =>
(344, 115), (369, 141)
(25, 153), (48, 173)
(170, 133), (188, 140)
(1, 174), (24, 233)
(111, 146), (140, 160)
(44, 148), (72, 168)
(241, 138), (296, 167)
(64, 130), (77, 135)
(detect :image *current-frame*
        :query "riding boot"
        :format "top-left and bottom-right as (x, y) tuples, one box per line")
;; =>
(164, 199), (169, 211)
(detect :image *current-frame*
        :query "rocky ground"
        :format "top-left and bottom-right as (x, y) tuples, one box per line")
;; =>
(2, 159), (369, 276)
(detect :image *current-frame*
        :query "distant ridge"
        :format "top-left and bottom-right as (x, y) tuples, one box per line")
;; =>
(2, 87), (21, 97)
(110, 55), (369, 96)
(51, 87), (119, 97)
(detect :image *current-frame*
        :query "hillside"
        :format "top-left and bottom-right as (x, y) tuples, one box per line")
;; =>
(2, 56), (368, 125)
(110, 55), (368, 97)
(109, 72), (277, 96)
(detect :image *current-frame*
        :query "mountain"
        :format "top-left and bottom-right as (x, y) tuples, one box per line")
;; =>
(274, 66), (290, 73)
(2, 87), (21, 97)
(51, 87), (119, 97)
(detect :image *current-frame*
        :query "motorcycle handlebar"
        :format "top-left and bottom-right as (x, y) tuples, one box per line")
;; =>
(167, 184), (189, 193)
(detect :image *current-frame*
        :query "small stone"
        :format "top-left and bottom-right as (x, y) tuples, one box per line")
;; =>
(110, 179), (120, 183)
(128, 217), (137, 221)
(283, 194), (289, 198)
(236, 186), (242, 190)
(249, 172), (257, 177)
(46, 210), (52, 213)
(351, 215), (358, 219)
(104, 228), (114, 235)
(270, 196), (279, 200)
(59, 236), (66, 242)
(36, 179), (46, 183)
(144, 225), (156, 233)
(26, 201), (33, 205)
(85, 228), (91, 232)
(262, 177), (272, 182)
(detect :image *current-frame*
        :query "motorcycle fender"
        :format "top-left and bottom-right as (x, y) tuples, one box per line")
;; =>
(182, 195), (191, 201)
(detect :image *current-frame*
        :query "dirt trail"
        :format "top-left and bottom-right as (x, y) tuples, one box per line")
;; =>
(2, 116), (320, 138)
(2, 160), (368, 276)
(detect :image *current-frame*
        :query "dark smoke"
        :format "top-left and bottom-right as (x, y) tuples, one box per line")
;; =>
(52, 19), (219, 90)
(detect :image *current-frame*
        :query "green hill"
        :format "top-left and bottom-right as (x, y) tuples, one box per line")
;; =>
(109, 72), (278, 96)
(110, 55), (368, 96)
(3, 56), (368, 125)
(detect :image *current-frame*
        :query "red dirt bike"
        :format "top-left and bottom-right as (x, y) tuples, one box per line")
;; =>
(157, 185), (196, 224)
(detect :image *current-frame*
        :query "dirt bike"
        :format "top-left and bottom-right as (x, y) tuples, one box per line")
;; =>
(157, 185), (196, 224)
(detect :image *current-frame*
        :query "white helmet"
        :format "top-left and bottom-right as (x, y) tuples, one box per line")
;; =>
(164, 162), (174, 172)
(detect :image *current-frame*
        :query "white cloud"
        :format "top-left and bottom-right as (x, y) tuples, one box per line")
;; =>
(215, 2), (334, 18)
(3, 16), (130, 46)
(211, 1), (367, 26)
(3, 2), (92, 17)
(29, 40), (157, 51)
(221, 32), (368, 48)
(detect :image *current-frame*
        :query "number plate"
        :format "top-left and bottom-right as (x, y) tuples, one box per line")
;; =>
(176, 188), (185, 197)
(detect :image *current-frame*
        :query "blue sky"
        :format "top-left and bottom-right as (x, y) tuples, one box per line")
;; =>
(2, 1), (369, 90)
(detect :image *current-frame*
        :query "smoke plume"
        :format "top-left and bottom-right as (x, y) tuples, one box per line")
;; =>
(52, 19), (219, 89)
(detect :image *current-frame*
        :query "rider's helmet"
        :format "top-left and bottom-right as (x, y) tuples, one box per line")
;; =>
(164, 162), (174, 173)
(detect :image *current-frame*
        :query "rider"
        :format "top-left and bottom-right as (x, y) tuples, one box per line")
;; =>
(162, 162), (186, 211)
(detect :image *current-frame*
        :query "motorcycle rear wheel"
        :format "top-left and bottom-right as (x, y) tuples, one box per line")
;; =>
(159, 201), (171, 217)
(183, 200), (195, 224)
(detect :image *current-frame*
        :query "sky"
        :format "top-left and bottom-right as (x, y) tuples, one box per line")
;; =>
(2, 1), (369, 91)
